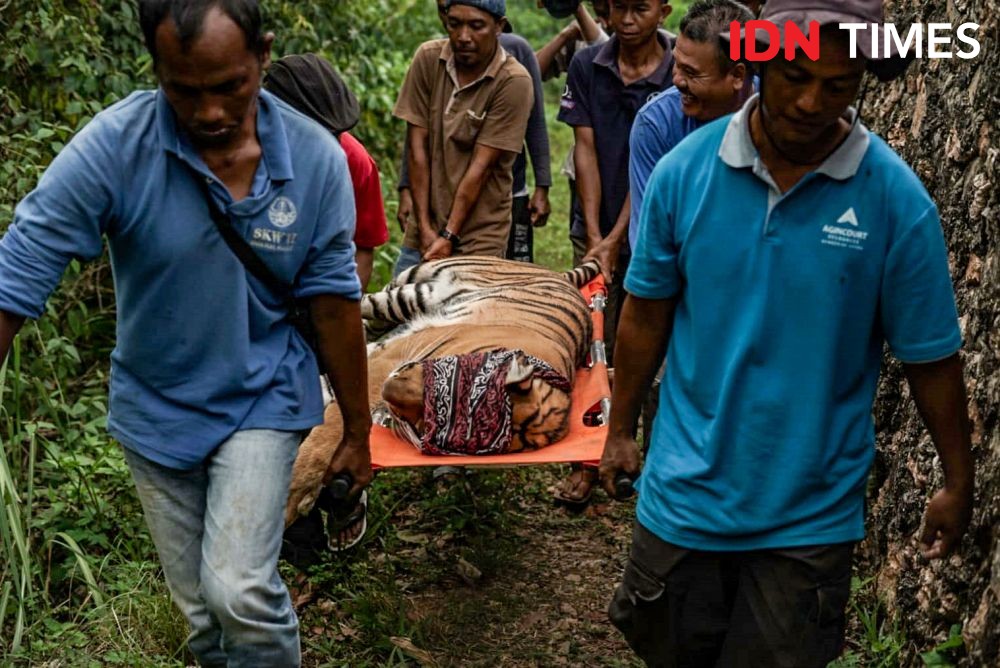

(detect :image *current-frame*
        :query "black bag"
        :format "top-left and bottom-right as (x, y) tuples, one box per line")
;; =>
(199, 181), (327, 374)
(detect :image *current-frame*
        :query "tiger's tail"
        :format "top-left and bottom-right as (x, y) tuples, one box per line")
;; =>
(563, 260), (602, 288)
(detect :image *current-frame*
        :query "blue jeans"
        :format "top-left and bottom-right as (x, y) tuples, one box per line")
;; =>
(124, 429), (303, 667)
(393, 245), (422, 277)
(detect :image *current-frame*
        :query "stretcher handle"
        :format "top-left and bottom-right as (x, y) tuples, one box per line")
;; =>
(327, 473), (354, 501)
(614, 473), (636, 500)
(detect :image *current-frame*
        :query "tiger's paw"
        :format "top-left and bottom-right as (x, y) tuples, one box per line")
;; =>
(505, 353), (535, 392)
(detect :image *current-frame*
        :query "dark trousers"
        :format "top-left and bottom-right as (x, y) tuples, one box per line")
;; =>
(571, 235), (628, 365)
(506, 195), (533, 263)
(610, 522), (854, 668)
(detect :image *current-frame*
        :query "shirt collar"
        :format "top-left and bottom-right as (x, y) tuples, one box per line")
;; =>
(155, 88), (295, 183)
(593, 30), (675, 87)
(719, 94), (870, 180)
(440, 39), (508, 88)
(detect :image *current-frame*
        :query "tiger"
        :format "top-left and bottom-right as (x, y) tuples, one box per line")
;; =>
(285, 257), (601, 526)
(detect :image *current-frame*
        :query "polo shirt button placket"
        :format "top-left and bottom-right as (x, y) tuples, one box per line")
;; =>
(765, 210), (778, 239)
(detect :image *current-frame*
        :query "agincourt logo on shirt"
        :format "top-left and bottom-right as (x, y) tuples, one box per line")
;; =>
(268, 196), (298, 228)
(822, 207), (868, 251)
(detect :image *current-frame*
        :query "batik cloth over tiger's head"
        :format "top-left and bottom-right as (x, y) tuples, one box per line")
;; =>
(399, 349), (571, 456)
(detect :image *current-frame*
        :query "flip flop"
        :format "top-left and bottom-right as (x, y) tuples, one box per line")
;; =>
(553, 465), (598, 511)
(326, 490), (368, 553)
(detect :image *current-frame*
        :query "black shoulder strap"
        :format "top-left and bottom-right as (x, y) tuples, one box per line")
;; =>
(198, 178), (293, 297)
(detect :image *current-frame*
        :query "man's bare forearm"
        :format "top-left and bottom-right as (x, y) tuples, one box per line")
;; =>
(575, 3), (603, 43)
(354, 248), (374, 292)
(903, 354), (975, 493)
(406, 124), (433, 233)
(573, 128), (603, 244)
(607, 295), (676, 438)
(446, 144), (506, 236)
(536, 26), (575, 77)
(601, 194), (632, 251)
(310, 294), (371, 440)
(0, 309), (25, 365)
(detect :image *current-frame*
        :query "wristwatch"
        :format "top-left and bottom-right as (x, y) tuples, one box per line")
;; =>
(439, 228), (461, 247)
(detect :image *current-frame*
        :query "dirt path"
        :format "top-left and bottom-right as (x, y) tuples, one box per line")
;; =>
(291, 467), (642, 667)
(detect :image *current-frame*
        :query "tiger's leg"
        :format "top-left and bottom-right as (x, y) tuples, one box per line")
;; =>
(381, 362), (424, 432)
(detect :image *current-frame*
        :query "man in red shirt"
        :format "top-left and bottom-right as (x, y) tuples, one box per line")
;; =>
(265, 54), (389, 290)
(337, 130), (388, 289)
(264, 53), (388, 553)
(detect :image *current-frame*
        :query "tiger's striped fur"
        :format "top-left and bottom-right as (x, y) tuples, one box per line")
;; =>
(364, 258), (599, 375)
(285, 258), (601, 526)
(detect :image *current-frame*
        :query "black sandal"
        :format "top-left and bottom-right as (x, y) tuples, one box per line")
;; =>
(326, 490), (368, 552)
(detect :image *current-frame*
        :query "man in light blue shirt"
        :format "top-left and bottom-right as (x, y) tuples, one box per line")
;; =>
(0, 1), (372, 664)
(599, 1), (974, 665)
(628, 0), (754, 251)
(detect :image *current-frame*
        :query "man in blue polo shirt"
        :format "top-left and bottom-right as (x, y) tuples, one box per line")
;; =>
(599, 0), (974, 665)
(0, 1), (372, 665)
(554, 0), (674, 508)
(628, 0), (754, 250)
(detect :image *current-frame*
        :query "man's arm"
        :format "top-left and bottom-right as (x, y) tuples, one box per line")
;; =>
(354, 248), (374, 291)
(310, 294), (372, 497)
(397, 142), (413, 232)
(393, 43), (435, 241)
(536, 22), (581, 79)
(423, 143), (509, 260)
(598, 293), (677, 496)
(585, 194), (630, 280)
(0, 309), (26, 365)
(573, 127), (604, 258)
(406, 123), (437, 252)
(903, 354), (975, 559)
(515, 37), (553, 228)
(575, 2), (605, 43)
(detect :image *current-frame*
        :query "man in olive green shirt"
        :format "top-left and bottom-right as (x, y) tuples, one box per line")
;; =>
(393, 0), (533, 271)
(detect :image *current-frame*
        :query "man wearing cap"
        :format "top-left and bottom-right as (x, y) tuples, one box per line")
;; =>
(553, 0), (674, 509)
(393, 0), (534, 270)
(395, 0), (551, 266)
(600, 1), (974, 665)
(265, 54), (389, 291)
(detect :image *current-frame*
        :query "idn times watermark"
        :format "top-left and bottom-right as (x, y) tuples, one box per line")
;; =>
(730, 21), (983, 61)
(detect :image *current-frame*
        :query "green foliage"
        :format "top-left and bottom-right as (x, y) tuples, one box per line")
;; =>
(920, 624), (964, 667)
(830, 576), (906, 668)
(0, 0), (435, 660)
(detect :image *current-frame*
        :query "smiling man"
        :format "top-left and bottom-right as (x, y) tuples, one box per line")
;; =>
(392, 0), (533, 272)
(600, 0), (974, 665)
(0, 0), (373, 664)
(628, 0), (754, 250)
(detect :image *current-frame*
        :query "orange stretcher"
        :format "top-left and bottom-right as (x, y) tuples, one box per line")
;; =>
(370, 275), (611, 470)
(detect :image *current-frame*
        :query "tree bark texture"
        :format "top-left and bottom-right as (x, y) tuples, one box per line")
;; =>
(860, 2), (997, 665)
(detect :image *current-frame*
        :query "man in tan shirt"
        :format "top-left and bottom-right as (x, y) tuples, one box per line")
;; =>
(393, 0), (533, 272)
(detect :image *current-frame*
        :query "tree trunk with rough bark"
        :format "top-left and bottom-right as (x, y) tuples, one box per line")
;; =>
(859, 2), (998, 665)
